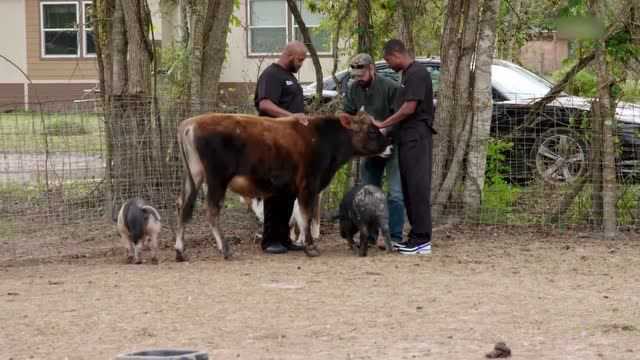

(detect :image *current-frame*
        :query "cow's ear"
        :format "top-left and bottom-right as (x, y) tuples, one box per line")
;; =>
(339, 113), (352, 129)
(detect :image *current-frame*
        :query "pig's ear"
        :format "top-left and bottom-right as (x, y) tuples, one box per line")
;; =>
(339, 113), (352, 129)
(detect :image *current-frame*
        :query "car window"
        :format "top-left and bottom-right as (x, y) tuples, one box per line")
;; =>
(491, 63), (553, 100)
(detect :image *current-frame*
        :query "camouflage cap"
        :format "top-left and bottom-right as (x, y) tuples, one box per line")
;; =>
(350, 53), (374, 77)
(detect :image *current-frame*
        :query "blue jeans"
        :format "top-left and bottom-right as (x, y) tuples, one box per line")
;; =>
(360, 150), (405, 241)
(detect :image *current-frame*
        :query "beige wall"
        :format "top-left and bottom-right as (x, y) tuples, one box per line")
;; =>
(220, 0), (346, 84)
(519, 34), (569, 75)
(0, 0), (28, 83)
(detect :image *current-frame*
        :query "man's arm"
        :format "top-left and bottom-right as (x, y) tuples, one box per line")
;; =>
(259, 99), (295, 117)
(259, 99), (308, 125)
(374, 101), (417, 128)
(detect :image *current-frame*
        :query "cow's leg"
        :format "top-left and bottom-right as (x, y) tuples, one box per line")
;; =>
(310, 193), (322, 241)
(289, 200), (303, 246)
(299, 194), (320, 257)
(206, 180), (231, 259)
(175, 170), (204, 262)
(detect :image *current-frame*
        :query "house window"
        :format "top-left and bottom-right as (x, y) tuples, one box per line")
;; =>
(41, 1), (94, 58)
(292, 2), (330, 54)
(83, 2), (96, 56)
(248, 0), (330, 56)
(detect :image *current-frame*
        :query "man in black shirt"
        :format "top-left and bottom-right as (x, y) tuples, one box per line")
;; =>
(373, 39), (435, 255)
(254, 41), (308, 254)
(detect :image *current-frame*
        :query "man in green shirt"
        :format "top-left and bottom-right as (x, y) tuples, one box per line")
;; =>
(342, 53), (405, 246)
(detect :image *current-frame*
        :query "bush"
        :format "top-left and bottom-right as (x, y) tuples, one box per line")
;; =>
(481, 138), (521, 223)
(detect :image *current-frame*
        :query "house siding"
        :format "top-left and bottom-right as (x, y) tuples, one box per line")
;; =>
(25, 0), (99, 81)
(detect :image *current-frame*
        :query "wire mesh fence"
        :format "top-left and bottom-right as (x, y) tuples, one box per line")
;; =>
(1, 94), (639, 240)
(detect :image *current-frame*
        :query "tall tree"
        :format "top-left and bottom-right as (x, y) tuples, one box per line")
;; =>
(357, 0), (372, 54)
(462, 0), (501, 218)
(287, 0), (324, 101)
(590, 0), (617, 238)
(187, 0), (234, 112)
(396, 0), (416, 57)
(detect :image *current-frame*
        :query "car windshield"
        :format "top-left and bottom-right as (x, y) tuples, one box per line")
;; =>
(491, 62), (554, 100)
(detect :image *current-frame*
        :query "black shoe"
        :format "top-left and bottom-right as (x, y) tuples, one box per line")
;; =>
(263, 243), (288, 254)
(284, 242), (304, 251)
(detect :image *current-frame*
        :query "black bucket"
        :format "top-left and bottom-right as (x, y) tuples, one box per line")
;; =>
(115, 349), (208, 360)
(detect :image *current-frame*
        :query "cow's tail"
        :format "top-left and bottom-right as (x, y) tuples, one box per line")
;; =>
(178, 126), (198, 224)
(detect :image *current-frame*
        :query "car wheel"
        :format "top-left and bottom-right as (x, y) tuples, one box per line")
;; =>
(532, 128), (589, 185)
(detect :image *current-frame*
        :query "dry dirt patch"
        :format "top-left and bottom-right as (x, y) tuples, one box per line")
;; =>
(1, 209), (639, 359)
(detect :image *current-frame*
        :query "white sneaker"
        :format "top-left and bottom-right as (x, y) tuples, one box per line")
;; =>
(397, 242), (432, 255)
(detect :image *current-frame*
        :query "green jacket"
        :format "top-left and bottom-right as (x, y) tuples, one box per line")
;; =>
(343, 75), (399, 121)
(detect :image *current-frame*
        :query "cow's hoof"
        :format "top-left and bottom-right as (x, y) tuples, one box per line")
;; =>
(134, 259), (142, 265)
(175, 250), (186, 262)
(304, 246), (320, 257)
(151, 257), (159, 265)
(126, 256), (134, 264)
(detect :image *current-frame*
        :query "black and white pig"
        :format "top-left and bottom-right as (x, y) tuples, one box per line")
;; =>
(338, 184), (392, 257)
(114, 198), (162, 264)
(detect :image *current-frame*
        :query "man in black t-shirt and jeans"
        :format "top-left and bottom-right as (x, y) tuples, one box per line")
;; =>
(253, 41), (308, 254)
(373, 39), (435, 255)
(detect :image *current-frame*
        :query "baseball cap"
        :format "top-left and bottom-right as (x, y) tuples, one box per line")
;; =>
(350, 53), (373, 77)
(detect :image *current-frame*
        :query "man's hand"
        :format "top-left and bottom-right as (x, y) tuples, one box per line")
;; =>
(293, 113), (309, 126)
(378, 145), (393, 159)
(372, 118), (386, 129)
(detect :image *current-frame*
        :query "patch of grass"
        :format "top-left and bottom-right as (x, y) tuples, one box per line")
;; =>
(0, 111), (104, 154)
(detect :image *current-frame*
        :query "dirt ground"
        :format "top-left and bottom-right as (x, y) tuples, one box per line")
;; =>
(1, 206), (640, 360)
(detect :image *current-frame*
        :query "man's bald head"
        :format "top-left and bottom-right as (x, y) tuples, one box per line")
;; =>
(278, 41), (307, 73)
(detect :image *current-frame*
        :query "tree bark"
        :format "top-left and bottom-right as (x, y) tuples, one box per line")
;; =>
(591, 0), (617, 238)
(433, 0), (480, 221)
(463, 0), (500, 219)
(331, 0), (352, 94)
(432, 0), (464, 201)
(201, 0), (234, 111)
(287, 0), (324, 101)
(357, 0), (372, 55)
(396, 0), (416, 57)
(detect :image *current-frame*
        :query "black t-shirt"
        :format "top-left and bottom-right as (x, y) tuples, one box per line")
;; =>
(254, 63), (305, 117)
(396, 61), (435, 132)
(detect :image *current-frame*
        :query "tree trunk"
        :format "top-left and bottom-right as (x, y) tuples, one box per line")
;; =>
(331, 0), (352, 95)
(591, 0), (617, 238)
(188, 0), (234, 112)
(201, 0), (234, 111)
(287, 0), (324, 101)
(432, 0), (480, 221)
(432, 0), (464, 204)
(188, 1), (205, 113)
(94, 0), (115, 217)
(357, 0), (372, 55)
(463, 0), (500, 220)
(396, 0), (416, 57)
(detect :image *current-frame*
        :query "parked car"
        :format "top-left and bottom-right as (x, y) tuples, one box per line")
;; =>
(303, 58), (640, 184)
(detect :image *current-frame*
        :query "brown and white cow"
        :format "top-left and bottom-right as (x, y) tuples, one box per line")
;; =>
(174, 111), (389, 260)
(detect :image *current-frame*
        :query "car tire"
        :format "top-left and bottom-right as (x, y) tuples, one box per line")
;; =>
(531, 127), (589, 185)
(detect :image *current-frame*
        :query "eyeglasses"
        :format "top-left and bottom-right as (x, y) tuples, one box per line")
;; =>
(350, 64), (366, 69)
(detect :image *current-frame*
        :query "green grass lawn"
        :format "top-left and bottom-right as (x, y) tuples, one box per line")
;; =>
(0, 111), (105, 154)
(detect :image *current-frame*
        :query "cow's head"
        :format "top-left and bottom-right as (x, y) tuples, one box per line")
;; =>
(339, 111), (389, 156)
